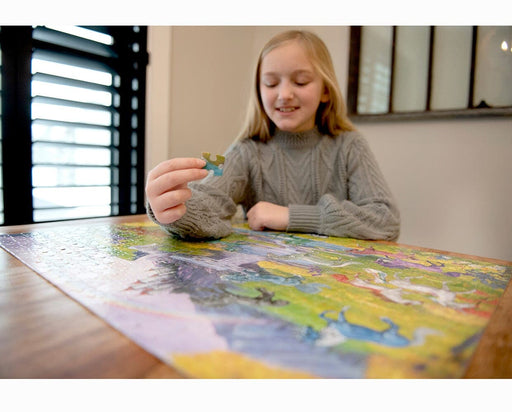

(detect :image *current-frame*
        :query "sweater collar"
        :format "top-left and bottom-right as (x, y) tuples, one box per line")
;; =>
(271, 127), (323, 149)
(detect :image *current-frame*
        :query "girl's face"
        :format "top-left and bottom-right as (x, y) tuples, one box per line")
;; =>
(259, 40), (329, 133)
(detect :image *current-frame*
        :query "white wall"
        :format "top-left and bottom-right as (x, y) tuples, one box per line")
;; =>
(145, 26), (512, 261)
(145, 26), (173, 172)
(359, 118), (512, 262)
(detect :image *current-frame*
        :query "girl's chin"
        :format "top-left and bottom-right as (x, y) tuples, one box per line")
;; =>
(274, 124), (313, 133)
(271, 119), (314, 133)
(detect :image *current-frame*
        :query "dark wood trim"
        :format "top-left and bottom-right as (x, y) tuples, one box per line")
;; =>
(388, 26), (397, 113)
(468, 26), (478, 109)
(425, 26), (435, 111)
(347, 26), (361, 115)
(109, 26), (148, 215)
(1, 26), (34, 225)
(350, 106), (512, 123)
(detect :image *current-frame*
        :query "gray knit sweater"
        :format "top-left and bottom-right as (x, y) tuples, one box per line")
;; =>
(147, 128), (400, 241)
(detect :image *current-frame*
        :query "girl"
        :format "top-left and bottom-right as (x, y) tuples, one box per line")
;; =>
(146, 30), (400, 240)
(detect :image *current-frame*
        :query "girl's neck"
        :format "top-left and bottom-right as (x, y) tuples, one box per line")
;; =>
(272, 127), (322, 149)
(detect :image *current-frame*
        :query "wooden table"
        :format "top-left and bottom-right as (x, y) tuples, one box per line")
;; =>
(0, 215), (180, 378)
(1, 215), (511, 378)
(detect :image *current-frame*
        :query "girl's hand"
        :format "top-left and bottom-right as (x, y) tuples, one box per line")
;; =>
(145, 158), (209, 224)
(247, 201), (289, 231)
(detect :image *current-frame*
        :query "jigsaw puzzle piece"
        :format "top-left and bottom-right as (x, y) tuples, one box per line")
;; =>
(201, 152), (225, 176)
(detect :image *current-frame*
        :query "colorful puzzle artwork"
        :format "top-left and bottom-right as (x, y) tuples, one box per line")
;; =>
(1, 221), (511, 378)
(201, 152), (225, 176)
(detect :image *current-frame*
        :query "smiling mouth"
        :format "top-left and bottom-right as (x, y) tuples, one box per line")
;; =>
(278, 107), (298, 112)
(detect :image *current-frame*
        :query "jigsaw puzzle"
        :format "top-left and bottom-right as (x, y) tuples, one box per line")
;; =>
(0, 221), (511, 378)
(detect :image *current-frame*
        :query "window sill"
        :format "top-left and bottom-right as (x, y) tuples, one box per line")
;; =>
(349, 107), (512, 123)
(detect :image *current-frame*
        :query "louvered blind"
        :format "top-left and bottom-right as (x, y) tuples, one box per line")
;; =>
(0, 26), (148, 225)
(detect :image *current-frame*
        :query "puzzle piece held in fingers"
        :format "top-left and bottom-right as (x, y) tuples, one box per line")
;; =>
(201, 152), (225, 176)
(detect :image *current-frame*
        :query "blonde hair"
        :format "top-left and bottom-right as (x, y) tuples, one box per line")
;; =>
(237, 30), (355, 142)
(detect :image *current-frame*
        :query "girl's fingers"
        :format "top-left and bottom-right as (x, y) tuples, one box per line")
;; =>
(153, 204), (188, 225)
(148, 158), (206, 181)
(146, 157), (212, 225)
(148, 168), (208, 197)
(151, 188), (193, 212)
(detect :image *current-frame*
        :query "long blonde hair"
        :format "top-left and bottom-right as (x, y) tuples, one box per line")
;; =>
(237, 30), (355, 142)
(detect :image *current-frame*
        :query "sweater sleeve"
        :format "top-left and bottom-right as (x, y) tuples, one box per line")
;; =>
(287, 134), (400, 241)
(147, 142), (253, 240)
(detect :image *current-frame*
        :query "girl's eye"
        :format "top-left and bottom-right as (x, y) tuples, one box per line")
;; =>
(295, 77), (311, 86)
(261, 78), (278, 87)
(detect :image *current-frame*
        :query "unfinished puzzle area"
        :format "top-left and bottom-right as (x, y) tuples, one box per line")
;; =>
(1, 221), (510, 378)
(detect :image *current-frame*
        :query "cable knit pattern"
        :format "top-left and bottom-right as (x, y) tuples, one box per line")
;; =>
(147, 128), (400, 240)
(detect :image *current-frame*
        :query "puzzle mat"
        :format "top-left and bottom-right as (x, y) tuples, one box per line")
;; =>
(1, 221), (511, 378)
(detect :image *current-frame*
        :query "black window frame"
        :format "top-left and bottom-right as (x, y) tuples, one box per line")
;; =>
(0, 25), (148, 226)
(347, 26), (512, 122)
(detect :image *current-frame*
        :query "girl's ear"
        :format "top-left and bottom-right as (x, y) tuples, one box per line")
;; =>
(320, 85), (329, 103)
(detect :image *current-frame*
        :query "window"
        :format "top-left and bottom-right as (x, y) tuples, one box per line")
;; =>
(348, 26), (512, 120)
(0, 26), (148, 225)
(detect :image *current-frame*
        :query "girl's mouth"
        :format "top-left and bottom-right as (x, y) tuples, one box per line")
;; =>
(278, 107), (298, 112)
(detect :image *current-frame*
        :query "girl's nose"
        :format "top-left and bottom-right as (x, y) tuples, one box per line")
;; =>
(278, 82), (293, 100)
